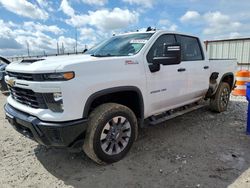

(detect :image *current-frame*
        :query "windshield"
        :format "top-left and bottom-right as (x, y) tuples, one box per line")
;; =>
(86, 33), (154, 57)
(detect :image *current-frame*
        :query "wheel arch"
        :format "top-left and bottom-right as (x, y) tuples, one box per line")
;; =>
(219, 72), (235, 90)
(83, 86), (144, 121)
(206, 72), (235, 98)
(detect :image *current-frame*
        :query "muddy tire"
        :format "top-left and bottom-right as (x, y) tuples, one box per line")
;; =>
(209, 82), (231, 113)
(83, 103), (138, 164)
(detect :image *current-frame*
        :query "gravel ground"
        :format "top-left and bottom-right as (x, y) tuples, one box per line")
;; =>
(0, 95), (250, 188)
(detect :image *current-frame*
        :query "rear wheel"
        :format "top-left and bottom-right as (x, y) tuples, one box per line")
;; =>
(83, 103), (138, 164)
(209, 82), (231, 113)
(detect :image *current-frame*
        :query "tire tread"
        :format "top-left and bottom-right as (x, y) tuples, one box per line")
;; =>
(209, 82), (230, 113)
(83, 103), (137, 164)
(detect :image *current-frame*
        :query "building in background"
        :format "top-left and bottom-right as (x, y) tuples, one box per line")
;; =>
(205, 38), (250, 70)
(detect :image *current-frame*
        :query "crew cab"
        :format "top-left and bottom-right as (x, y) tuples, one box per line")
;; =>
(4, 30), (237, 164)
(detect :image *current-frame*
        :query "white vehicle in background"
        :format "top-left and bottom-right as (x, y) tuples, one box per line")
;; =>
(4, 29), (237, 164)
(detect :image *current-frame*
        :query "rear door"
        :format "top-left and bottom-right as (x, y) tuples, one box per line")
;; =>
(176, 35), (210, 99)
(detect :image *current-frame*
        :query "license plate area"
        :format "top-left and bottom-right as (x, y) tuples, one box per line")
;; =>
(5, 112), (34, 139)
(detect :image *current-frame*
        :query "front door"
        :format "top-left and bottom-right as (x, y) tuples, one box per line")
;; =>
(144, 34), (189, 116)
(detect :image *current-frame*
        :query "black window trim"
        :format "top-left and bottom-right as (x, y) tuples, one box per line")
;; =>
(146, 33), (177, 64)
(175, 34), (205, 62)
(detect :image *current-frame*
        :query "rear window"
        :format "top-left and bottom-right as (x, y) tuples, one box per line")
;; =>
(176, 35), (203, 61)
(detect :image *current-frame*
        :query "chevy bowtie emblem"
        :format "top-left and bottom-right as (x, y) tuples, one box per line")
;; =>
(7, 79), (16, 87)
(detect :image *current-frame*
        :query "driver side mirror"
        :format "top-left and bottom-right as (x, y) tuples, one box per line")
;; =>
(153, 43), (181, 65)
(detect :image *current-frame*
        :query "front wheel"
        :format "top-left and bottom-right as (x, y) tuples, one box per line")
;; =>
(83, 103), (138, 164)
(209, 82), (231, 113)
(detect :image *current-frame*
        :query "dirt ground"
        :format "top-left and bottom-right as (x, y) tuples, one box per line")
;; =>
(1, 95), (250, 188)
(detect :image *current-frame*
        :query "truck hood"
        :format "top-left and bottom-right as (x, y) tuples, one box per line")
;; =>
(6, 54), (99, 73)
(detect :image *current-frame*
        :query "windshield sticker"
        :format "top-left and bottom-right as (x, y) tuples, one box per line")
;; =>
(130, 39), (148, 44)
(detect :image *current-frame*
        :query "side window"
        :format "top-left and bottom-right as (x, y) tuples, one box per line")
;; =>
(147, 35), (176, 63)
(176, 35), (203, 61)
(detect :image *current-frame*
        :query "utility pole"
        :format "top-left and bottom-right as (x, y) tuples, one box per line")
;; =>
(61, 42), (64, 54)
(57, 42), (59, 55)
(75, 27), (78, 54)
(26, 41), (30, 57)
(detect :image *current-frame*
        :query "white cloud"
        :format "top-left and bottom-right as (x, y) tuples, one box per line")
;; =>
(36, 0), (48, 8)
(14, 31), (79, 55)
(57, 36), (78, 52)
(0, 0), (49, 20)
(36, 0), (54, 12)
(180, 11), (200, 23)
(87, 8), (139, 30)
(204, 11), (232, 25)
(0, 19), (82, 56)
(158, 19), (170, 26)
(82, 0), (107, 6)
(0, 20), (16, 38)
(65, 14), (89, 27)
(78, 27), (113, 48)
(60, 0), (75, 17)
(79, 27), (96, 40)
(23, 22), (64, 35)
(60, 1), (139, 30)
(168, 24), (178, 31)
(179, 10), (246, 38)
(203, 11), (241, 35)
(122, 0), (154, 8)
(157, 19), (178, 31)
(159, 24), (178, 32)
(229, 32), (241, 39)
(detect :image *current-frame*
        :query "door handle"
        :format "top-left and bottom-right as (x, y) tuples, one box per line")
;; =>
(203, 66), (209, 69)
(177, 68), (186, 72)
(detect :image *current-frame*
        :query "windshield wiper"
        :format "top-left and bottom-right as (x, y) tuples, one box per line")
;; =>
(91, 53), (113, 57)
(91, 54), (130, 57)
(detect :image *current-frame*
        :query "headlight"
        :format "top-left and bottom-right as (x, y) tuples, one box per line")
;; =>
(43, 72), (75, 81)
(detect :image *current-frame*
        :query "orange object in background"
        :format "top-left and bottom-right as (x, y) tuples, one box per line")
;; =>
(232, 70), (250, 96)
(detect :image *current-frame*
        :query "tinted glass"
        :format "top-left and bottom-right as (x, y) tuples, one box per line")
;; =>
(147, 35), (176, 63)
(176, 35), (203, 61)
(86, 33), (153, 57)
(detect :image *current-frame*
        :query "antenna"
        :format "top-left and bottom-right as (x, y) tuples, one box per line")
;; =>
(146, 26), (156, 32)
(146, 27), (152, 32)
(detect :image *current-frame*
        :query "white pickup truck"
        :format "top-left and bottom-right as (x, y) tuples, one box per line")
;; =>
(4, 30), (237, 164)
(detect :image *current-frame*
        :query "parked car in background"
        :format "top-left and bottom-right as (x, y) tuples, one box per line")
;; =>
(0, 56), (10, 94)
(4, 30), (237, 164)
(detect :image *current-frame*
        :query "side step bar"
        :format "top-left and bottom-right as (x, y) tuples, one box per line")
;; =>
(148, 103), (205, 125)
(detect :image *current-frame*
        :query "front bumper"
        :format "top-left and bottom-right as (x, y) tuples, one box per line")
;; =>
(4, 103), (88, 147)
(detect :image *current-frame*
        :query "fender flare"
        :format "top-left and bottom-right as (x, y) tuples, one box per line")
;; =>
(207, 72), (235, 98)
(219, 72), (235, 89)
(82, 86), (144, 119)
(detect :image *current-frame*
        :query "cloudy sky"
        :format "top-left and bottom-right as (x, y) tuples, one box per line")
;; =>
(0, 0), (250, 57)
